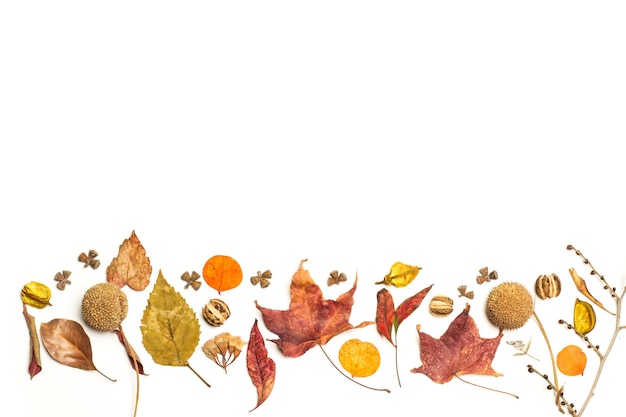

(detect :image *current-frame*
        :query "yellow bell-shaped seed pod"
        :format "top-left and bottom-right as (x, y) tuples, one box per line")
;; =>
(375, 262), (422, 287)
(573, 298), (595, 335)
(21, 281), (52, 308)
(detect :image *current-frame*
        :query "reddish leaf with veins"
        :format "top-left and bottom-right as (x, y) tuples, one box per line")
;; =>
(411, 304), (503, 383)
(255, 259), (373, 357)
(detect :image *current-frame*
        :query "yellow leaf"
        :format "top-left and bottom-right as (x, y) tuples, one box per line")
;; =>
(338, 339), (381, 378)
(21, 282), (52, 309)
(140, 271), (200, 366)
(557, 345), (587, 376)
(573, 298), (596, 335)
(376, 262), (422, 287)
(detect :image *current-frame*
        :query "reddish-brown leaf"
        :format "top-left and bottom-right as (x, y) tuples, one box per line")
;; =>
(107, 230), (152, 290)
(40, 318), (112, 380)
(411, 304), (503, 383)
(255, 259), (373, 357)
(395, 284), (433, 327)
(375, 285), (433, 346)
(247, 319), (276, 412)
(115, 327), (147, 375)
(375, 289), (396, 346)
(23, 304), (42, 379)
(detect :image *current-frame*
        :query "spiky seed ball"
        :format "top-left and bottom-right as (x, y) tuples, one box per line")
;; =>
(486, 281), (533, 330)
(82, 282), (128, 332)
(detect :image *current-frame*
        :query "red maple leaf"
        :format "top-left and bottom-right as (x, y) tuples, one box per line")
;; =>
(255, 259), (373, 357)
(411, 303), (503, 383)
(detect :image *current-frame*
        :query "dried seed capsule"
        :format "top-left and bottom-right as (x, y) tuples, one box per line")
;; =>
(429, 295), (454, 316)
(203, 299), (231, 326)
(21, 282), (52, 308)
(535, 274), (561, 299)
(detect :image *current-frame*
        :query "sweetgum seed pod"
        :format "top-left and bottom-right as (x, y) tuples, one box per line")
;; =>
(486, 282), (534, 330)
(82, 282), (128, 332)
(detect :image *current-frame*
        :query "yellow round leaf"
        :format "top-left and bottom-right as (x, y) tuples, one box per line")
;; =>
(557, 345), (587, 376)
(338, 339), (380, 378)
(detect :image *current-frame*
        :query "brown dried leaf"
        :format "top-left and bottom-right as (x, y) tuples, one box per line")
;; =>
(107, 230), (152, 290)
(255, 260), (373, 357)
(247, 319), (276, 411)
(568, 268), (614, 315)
(23, 304), (42, 379)
(40, 318), (113, 381)
(411, 304), (503, 383)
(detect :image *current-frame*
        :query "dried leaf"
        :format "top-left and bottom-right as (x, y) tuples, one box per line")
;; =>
(202, 255), (243, 294)
(573, 298), (596, 335)
(247, 319), (276, 412)
(140, 271), (200, 366)
(255, 259), (373, 357)
(557, 345), (587, 376)
(40, 318), (113, 380)
(568, 268), (614, 315)
(107, 230), (152, 290)
(338, 339), (381, 378)
(376, 285), (433, 346)
(114, 328), (147, 375)
(21, 281), (52, 309)
(411, 304), (503, 383)
(23, 304), (42, 379)
(375, 289), (396, 346)
(375, 262), (422, 287)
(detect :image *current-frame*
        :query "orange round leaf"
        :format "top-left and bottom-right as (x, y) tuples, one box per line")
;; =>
(338, 338), (381, 378)
(202, 255), (243, 294)
(556, 345), (587, 376)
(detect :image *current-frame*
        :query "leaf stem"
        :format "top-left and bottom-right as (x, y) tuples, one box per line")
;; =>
(453, 374), (518, 399)
(393, 328), (401, 387)
(532, 310), (558, 391)
(317, 343), (390, 393)
(187, 363), (211, 388)
(96, 369), (117, 382)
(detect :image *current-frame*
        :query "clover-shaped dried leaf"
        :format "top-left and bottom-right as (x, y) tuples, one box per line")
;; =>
(338, 339), (381, 378)
(107, 230), (152, 290)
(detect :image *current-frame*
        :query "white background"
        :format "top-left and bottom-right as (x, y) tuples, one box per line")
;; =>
(2, 2), (626, 417)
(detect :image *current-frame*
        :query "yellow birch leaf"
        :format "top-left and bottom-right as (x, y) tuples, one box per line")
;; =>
(338, 339), (381, 378)
(375, 262), (422, 287)
(140, 271), (200, 366)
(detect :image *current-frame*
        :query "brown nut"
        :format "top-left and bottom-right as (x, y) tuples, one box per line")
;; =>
(429, 295), (454, 316)
(535, 274), (561, 299)
(202, 299), (231, 326)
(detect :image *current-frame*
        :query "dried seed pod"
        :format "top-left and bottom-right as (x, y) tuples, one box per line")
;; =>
(535, 274), (561, 299)
(81, 282), (128, 332)
(21, 282), (52, 308)
(429, 295), (454, 316)
(486, 282), (533, 330)
(203, 299), (231, 326)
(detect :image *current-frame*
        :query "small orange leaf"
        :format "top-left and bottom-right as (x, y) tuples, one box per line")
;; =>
(557, 345), (587, 376)
(338, 339), (381, 378)
(202, 255), (243, 294)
